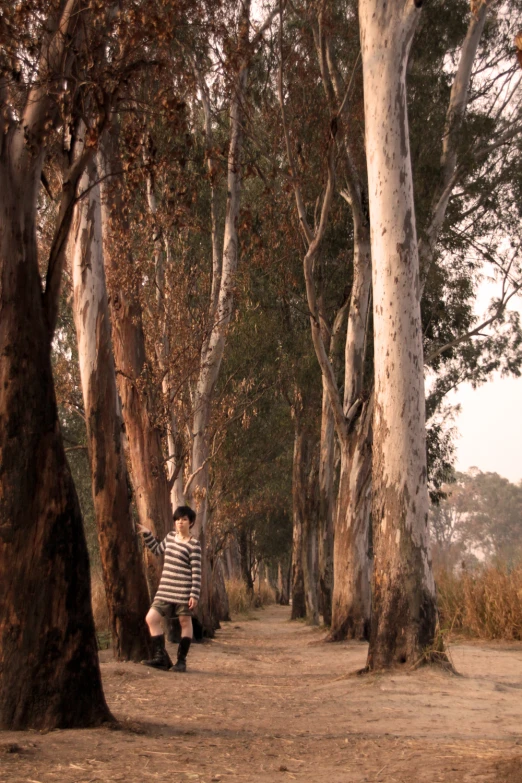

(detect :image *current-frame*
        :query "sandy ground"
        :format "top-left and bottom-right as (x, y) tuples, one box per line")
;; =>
(2, 604), (522, 783)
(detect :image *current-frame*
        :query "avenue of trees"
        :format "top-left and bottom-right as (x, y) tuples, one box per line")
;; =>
(0, 0), (521, 729)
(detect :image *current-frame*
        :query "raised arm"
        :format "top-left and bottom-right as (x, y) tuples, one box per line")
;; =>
(138, 524), (167, 557)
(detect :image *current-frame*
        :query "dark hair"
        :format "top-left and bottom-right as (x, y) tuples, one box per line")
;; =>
(173, 505), (196, 528)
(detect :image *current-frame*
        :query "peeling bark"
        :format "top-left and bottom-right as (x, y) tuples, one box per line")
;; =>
(359, 0), (438, 668)
(328, 227), (373, 640)
(0, 1), (110, 728)
(70, 157), (151, 661)
(329, 399), (373, 641)
(101, 128), (172, 590)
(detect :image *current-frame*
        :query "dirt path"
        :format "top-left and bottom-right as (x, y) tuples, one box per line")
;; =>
(3, 605), (522, 783)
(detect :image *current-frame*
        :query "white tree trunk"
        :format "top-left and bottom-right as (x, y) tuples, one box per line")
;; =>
(360, 0), (437, 668)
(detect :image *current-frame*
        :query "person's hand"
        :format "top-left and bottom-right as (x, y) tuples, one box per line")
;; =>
(188, 597), (198, 611)
(137, 523), (151, 535)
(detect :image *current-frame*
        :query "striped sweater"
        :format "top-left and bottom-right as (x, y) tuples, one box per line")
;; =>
(143, 531), (202, 604)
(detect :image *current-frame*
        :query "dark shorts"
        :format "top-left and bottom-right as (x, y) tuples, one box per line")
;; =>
(151, 599), (192, 618)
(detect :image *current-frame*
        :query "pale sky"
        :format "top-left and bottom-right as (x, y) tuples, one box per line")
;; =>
(451, 375), (522, 485)
(449, 278), (522, 486)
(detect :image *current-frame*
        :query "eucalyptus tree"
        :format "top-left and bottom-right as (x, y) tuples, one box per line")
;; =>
(70, 152), (151, 661)
(0, 0), (112, 729)
(360, 0), (522, 668)
(276, 0), (521, 648)
(358, 0), (439, 668)
(278, 1), (374, 637)
(185, 1), (279, 542)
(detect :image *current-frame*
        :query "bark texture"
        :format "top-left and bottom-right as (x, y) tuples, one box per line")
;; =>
(317, 368), (336, 625)
(71, 158), (151, 661)
(290, 422), (319, 623)
(0, 2), (111, 727)
(329, 399), (373, 641)
(101, 129), (172, 579)
(359, 0), (438, 668)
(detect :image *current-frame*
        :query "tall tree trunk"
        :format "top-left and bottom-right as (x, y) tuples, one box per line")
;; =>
(318, 378), (336, 624)
(359, 0), (438, 668)
(327, 221), (373, 640)
(144, 161), (186, 510)
(303, 439), (320, 625)
(0, 214), (111, 728)
(211, 557), (231, 622)
(239, 528), (255, 593)
(277, 561), (290, 605)
(0, 118), (111, 732)
(290, 425), (309, 620)
(328, 398), (373, 641)
(70, 157), (150, 661)
(280, 14), (375, 637)
(0, 0), (112, 729)
(290, 523), (306, 619)
(101, 129), (172, 583)
(187, 1), (256, 636)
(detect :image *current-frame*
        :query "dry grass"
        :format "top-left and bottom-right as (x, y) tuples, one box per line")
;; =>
(226, 577), (276, 616)
(436, 562), (522, 640)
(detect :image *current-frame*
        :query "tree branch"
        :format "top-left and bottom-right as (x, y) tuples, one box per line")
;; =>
(277, 1), (314, 245)
(426, 280), (522, 364)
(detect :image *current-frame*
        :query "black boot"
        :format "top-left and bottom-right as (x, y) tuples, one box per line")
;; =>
(141, 634), (173, 671)
(170, 636), (191, 672)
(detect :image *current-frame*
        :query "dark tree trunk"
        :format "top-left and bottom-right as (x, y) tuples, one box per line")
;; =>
(0, 178), (111, 731)
(318, 387), (335, 625)
(239, 528), (255, 593)
(290, 427), (307, 620)
(276, 561), (290, 605)
(193, 529), (218, 637)
(70, 158), (151, 661)
(211, 557), (231, 623)
(303, 441), (320, 625)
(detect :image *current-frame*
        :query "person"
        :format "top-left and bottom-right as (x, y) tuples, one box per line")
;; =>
(137, 506), (201, 672)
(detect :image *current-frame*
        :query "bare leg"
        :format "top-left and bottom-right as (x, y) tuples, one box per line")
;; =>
(145, 607), (164, 637)
(179, 614), (193, 639)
